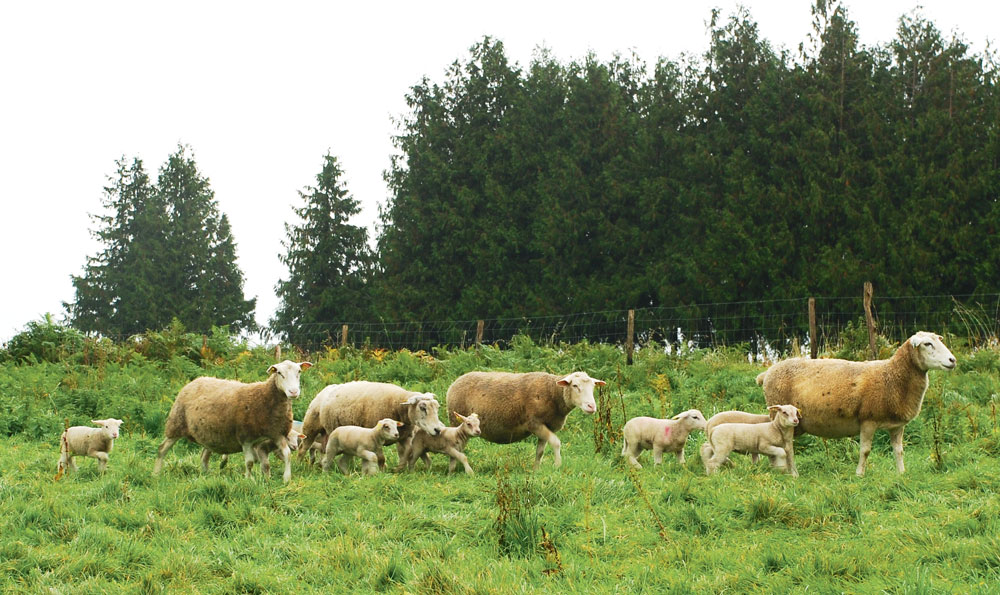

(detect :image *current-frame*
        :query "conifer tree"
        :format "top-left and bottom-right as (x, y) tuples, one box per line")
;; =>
(272, 153), (374, 346)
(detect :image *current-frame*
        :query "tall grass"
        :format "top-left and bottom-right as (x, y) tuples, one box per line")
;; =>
(0, 334), (998, 592)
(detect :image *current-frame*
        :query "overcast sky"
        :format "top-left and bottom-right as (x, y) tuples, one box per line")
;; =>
(2, 1), (996, 344)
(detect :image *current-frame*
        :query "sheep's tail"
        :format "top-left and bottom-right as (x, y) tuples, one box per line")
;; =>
(755, 371), (767, 386)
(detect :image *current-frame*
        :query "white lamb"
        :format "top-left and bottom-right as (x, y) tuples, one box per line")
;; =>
(702, 405), (800, 476)
(402, 412), (482, 474)
(322, 418), (402, 475)
(621, 409), (706, 469)
(57, 418), (123, 473)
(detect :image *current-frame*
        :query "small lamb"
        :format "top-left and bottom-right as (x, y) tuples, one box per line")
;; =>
(702, 405), (800, 476)
(402, 412), (482, 474)
(58, 419), (123, 473)
(621, 410), (706, 469)
(323, 418), (403, 475)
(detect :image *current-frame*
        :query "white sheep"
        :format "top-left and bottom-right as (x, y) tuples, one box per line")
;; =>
(207, 424), (306, 473)
(153, 360), (312, 482)
(322, 418), (402, 475)
(621, 409), (706, 469)
(402, 412), (482, 474)
(702, 405), (800, 476)
(57, 418), (123, 473)
(757, 331), (956, 476)
(699, 410), (771, 465)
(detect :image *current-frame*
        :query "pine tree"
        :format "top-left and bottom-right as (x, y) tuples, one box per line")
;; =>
(272, 153), (374, 346)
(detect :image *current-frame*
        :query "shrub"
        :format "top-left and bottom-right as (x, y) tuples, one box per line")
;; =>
(3, 314), (85, 364)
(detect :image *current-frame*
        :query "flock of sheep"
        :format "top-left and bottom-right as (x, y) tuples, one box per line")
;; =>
(57, 331), (957, 480)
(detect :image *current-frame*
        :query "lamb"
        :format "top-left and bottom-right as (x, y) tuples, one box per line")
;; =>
(207, 424), (306, 473)
(322, 418), (402, 475)
(621, 410), (706, 469)
(699, 410), (771, 465)
(299, 381), (445, 470)
(402, 412), (482, 474)
(446, 371), (605, 469)
(702, 405), (801, 476)
(153, 360), (312, 482)
(756, 331), (956, 476)
(57, 418), (123, 473)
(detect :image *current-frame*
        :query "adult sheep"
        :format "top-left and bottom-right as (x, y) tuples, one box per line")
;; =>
(153, 360), (312, 482)
(756, 331), (955, 476)
(298, 381), (445, 470)
(446, 371), (605, 469)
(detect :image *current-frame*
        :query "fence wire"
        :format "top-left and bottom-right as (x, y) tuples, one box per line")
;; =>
(265, 293), (1000, 354)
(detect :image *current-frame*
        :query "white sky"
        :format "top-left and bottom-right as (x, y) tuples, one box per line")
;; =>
(1, 0), (996, 343)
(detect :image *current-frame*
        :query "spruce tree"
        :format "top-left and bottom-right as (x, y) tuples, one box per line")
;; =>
(272, 153), (373, 346)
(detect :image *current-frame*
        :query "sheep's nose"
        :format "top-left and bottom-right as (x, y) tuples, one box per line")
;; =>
(434, 428), (442, 435)
(949, 357), (956, 364)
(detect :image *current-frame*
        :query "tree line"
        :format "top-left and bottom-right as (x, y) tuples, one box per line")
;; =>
(64, 2), (1000, 347)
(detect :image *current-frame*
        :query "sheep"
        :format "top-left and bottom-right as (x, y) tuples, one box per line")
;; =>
(702, 405), (801, 476)
(402, 411), (482, 474)
(207, 424), (306, 473)
(57, 418), (123, 473)
(299, 381), (446, 470)
(446, 371), (605, 469)
(621, 410), (706, 469)
(322, 418), (402, 475)
(153, 360), (313, 482)
(756, 331), (956, 476)
(699, 410), (771, 465)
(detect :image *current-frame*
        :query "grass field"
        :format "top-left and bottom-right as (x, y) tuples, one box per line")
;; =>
(2, 336), (999, 593)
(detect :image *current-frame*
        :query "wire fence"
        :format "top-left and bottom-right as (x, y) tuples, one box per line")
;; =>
(266, 293), (1000, 354)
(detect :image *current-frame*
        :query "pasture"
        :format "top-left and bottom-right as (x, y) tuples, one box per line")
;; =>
(1, 334), (999, 593)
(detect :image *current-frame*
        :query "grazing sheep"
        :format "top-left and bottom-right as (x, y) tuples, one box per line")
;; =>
(702, 405), (801, 476)
(402, 412), (482, 474)
(57, 419), (123, 473)
(621, 410), (706, 469)
(699, 410), (771, 465)
(299, 381), (445, 470)
(757, 331), (956, 476)
(323, 418), (402, 475)
(153, 360), (312, 482)
(446, 371), (605, 469)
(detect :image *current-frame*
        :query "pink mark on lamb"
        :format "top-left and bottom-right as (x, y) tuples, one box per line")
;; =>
(664, 426), (671, 438)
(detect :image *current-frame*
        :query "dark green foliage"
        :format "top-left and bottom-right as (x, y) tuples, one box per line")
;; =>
(66, 146), (256, 338)
(271, 153), (375, 346)
(3, 314), (85, 364)
(373, 4), (1000, 331)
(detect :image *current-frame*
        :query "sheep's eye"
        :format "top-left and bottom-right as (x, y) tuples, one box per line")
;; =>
(924, 342), (933, 348)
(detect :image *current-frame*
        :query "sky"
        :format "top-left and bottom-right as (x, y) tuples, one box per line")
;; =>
(1, 0), (997, 344)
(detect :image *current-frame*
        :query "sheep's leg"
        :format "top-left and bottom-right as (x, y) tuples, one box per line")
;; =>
(322, 439), (337, 473)
(856, 422), (876, 477)
(705, 448), (730, 475)
(219, 454), (229, 470)
(652, 445), (665, 465)
(624, 442), (643, 470)
(69, 456), (78, 471)
(422, 453), (432, 470)
(445, 447), (473, 475)
(274, 435), (292, 483)
(153, 437), (179, 475)
(57, 452), (68, 473)
(750, 454), (760, 464)
(674, 450), (685, 465)
(253, 445), (271, 476)
(784, 439), (799, 477)
(336, 454), (352, 475)
(359, 449), (379, 476)
(200, 449), (213, 472)
(241, 443), (258, 478)
(889, 426), (906, 474)
(93, 451), (109, 472)
(699, 442), (713, 469)
(533, 425), (561, 469)
(759, 445), (788, 472)
(298, 432), (317, 462)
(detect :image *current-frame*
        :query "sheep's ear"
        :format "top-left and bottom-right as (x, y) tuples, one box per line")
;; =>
(299, 362), (313, 370)
(909, 335), (924, 348)
(453, 411), (467, 422)
(267, 365), (278, 374)
(556, 377), (571, 386)
(395, 421), (404, 427)
(298, 433), (306, 439)
(91, 419), (103, 425)
(594, 379), (606, 386)
(670, 413), (684, 420)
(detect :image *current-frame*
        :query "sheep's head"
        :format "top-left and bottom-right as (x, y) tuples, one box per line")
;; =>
(268, 360), (313, 398)
(403, 393), (445, 436)
(768, 405), (800, 428)
(671, 409), (707, 431)
(557, 372), (606, 415)
(92, 418), (123, 439)
(377, 418), (403, 441)
(909, 332), (957, 372)
(453, 411), (482, 437)
(286, 431), (306, 451)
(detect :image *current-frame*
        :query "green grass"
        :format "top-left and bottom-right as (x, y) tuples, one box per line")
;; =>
(1, 338), (999, 593)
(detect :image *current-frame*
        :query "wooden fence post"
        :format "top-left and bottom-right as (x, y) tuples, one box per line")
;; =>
(275, 344), (281, 361)
(626, 309), (635, 365)
(863, 282), (877, 359)
(476, 320), (484, 349)
(808, 298), (817, 359)
(341, 324), (349, 348)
